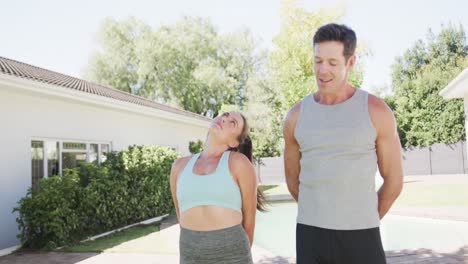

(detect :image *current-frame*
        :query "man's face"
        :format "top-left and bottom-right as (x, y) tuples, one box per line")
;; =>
(314, 41), (355, 93)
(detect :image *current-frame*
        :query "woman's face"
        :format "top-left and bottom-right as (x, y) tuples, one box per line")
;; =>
(209, 111), (245, 148)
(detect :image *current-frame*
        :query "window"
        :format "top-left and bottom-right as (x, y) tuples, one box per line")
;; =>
(46, 142), (59, 176)
(31, 141), (44, 187)
(63, 142), (86, 150)
(90, 144), (99, 164)
(100, 144), (109, 163)
(62, 152), (87, 170)
(30, 139), (111, 187)
(62, 141), (88, 171)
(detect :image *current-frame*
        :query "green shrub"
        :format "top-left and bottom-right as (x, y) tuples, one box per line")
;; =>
(118, 145), (178, 221)
(14, 145), (179, 249)
(188, 140), (204, 154)
(79, 166), (128, 232)
(13, 170), (82, 249)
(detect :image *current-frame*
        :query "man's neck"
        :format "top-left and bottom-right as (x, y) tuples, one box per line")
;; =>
(314, 85), (356, 105)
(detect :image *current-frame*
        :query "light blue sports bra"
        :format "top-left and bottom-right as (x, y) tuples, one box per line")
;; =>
(176, 151), (242, 213)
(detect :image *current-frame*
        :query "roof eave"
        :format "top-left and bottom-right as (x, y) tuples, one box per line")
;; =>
(0, 73), (211, 128)
(439, 67), (468, 99)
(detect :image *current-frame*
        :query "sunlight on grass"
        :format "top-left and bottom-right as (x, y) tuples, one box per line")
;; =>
(395, 183), (468, 207)
(260, 178), (468, 207)
(259, 185), (278, 192)
(61, 224), (160, 253)
(260, 184), (290, 196)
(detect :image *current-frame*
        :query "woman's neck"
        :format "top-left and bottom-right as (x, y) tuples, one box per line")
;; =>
(201, 138), (227, 158)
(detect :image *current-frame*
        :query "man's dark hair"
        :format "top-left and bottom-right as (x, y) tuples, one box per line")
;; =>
(313, 23), (357, 61)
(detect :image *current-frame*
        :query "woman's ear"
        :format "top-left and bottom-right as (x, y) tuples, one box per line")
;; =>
(228, 140), (240, 149)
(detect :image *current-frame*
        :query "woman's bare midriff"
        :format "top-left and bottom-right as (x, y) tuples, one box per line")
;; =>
(180, 206), (243, 231)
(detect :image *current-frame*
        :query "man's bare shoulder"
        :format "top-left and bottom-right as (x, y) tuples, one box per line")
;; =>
(287, 101), (302, 118)
(367, 93), (396, 133)
(368, 93), (391, 114)
(283, 100), (304, 130)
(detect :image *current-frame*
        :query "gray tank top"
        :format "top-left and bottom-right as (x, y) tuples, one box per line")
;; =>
(294, 88), (379, 230)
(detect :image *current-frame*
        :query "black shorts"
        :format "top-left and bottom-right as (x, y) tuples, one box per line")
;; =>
(296, 223), (386, 264)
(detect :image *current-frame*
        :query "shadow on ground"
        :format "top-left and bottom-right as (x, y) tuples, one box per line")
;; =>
(386, 246), (468, 264)
(255, 255), (295, 264)
(0, 252), (98, 264)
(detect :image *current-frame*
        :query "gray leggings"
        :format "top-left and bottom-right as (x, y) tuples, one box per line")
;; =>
(179, 224), (253, 264)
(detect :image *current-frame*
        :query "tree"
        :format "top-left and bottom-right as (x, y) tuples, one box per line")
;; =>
(217, 71), (283, 159)
(255, 0), (369, 157)
(243, 68), (283, 159)
(86, 17), (262, 117)
(86, 17), (151, 94)
(268, 0), (369, 113)
(391, 24), (468, 147)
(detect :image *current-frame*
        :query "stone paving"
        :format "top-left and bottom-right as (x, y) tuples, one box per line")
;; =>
(1, 215), (467, 263)
(1, 174), (468, 263)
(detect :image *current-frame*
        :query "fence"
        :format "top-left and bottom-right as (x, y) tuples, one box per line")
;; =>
(256, 141), (467, 184)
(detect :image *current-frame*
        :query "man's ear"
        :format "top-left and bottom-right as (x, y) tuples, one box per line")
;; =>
(347, 55), (356, 68)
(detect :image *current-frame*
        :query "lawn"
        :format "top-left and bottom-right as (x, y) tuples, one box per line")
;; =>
(260, 184), (290, 196)
(60, 224), (160, 253)
(260, 179), (468, 207)
(394, 182), (468, 207)
(58, 178), (467, 253)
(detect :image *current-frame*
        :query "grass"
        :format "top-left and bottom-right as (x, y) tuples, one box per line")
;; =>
(394, 182), (468, 207)
(264, 184), (290, 196)
(260, 179), (468, 207)
(54, 179), (466, 253)
(60, 224), (160, 253)
(260, 184), (290, 196)
(259, 185), (278, 192)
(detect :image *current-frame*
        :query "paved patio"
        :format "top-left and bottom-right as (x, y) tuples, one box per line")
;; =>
(1, 174), (468, 263)
(1, 214), (467, 264)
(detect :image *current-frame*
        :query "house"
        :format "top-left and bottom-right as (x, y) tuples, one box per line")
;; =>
(0, 56), (211, 253)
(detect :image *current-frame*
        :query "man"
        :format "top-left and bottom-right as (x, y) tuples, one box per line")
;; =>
(283, 23), (403, 264)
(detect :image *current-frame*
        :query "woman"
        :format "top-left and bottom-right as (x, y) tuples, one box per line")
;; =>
(170, 111), (266, 264)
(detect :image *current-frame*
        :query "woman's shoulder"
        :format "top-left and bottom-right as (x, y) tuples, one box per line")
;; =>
(228, 151), (249, 162)
(228, 151), (254, 173)
(171, 155), (194, 178)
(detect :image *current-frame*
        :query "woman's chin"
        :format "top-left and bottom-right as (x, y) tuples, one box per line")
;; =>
(208, 126), (219, 134)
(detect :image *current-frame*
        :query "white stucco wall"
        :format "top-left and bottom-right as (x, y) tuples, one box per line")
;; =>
(0, 84), (209, 250)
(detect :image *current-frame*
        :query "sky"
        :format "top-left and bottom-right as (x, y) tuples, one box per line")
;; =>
(1, 0), (467, 93)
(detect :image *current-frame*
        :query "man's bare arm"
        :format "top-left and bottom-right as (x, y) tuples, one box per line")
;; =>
(369, 95), (404, 219)
(283, 103), (302, 202)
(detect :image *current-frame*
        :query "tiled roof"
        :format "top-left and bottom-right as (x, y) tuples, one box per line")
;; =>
(0, 56), (211, 121)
